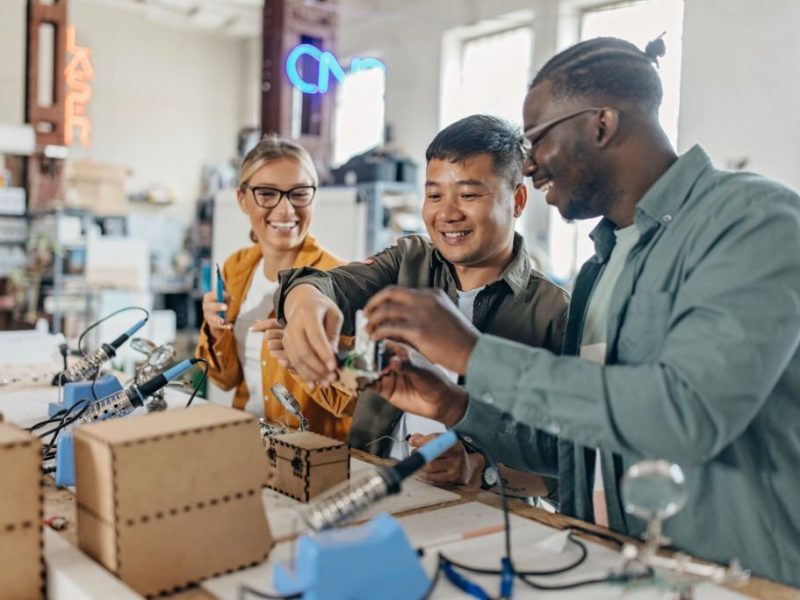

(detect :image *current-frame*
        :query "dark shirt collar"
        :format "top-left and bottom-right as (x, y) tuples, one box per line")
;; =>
(589, 145), (712, 262)
(432, 232), (531, 298)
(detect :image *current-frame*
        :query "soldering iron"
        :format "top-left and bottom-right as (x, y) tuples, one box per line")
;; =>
(52, 318), (147, 385)
(75, 358), (202, 424)
(300, 429), (458, 532)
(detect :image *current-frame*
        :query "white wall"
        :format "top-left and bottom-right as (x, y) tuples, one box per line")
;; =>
(1, 0), (258, 204)
(338, 0), (800, 194)
(678, 0), (800, 191)
(0, 1), (27, 126)
(337, 0), (548, 173)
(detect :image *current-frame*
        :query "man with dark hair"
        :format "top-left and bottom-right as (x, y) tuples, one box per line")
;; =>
(270, 114), (568, 495)
(355, 37), (800, 586)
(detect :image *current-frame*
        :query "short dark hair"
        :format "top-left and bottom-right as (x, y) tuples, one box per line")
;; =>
(530, 37), (666, 117)
(425, 115), (525, 187)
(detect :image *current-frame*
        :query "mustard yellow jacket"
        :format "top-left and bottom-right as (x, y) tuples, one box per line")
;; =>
(195, 234), (352, 441)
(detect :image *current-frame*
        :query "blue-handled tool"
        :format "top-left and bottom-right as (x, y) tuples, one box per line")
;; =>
(215, 263), (226, 321)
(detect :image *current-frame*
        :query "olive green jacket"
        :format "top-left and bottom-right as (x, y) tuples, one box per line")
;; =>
(457, 146), (800, 586)
(275, 233), (569, 459)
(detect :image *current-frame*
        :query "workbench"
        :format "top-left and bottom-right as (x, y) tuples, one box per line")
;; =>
(2, 381), (798, 599)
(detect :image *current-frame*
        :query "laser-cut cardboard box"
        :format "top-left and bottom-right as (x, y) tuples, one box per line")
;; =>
(265, 431), (350, 503)
(0, 421), (45, 599)
(74, 404), (273, 596)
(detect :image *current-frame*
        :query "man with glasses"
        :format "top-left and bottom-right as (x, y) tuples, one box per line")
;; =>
(269, 114), (568, 497)
(355, 37), (800, 586)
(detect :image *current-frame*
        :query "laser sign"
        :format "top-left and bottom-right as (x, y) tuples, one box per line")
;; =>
(65, 26), (94, 147)
(285, 44), (386, 94)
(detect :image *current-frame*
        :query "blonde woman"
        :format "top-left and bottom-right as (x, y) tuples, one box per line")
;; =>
(196, 134), (352, 440)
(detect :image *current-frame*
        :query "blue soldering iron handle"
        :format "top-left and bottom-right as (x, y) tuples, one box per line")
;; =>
(216, 263), (226, 320)
(417, 429), (458, 462)
(392, 429), (459, 481)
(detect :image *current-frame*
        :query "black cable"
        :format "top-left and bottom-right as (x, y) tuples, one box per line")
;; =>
(567, 523), (626, 547)
(90, 363), (101, 401)
(432, 437), (628, 597)
(76, 306), (150, 358)
(518, 572), (615, 591)
(441, 532), (588, 577)
(35, 402), (88, 440)
(186, 358), (209, 408)
(40, 399), (90, 457)
(518, 565), (654, 591)
(36, 404), (89, 440)
(77, 306), (150, 399)
(27, 409), (71, 432)
(418, 552), (444, 600)
(435, 437), (513, 599)
(238, 584), (301, 600)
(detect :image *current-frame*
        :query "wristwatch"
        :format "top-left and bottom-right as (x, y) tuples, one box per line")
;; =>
(481, 463), (499, 490)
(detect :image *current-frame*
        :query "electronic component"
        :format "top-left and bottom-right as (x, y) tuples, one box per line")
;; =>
(299, 430), (458, 532)
(131, 337), (176, 412)
(335, 310), (386, 394)
(269, 383), (309, 431)
(258, 418), (290, 438)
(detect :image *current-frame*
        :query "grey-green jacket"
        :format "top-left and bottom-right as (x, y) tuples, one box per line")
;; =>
(456, 146), (800, 586)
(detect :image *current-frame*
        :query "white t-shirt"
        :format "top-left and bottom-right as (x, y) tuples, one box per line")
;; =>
(232, 258), (279, 416)
(388, 286), (485, 460)
(580, 224), (640, 522)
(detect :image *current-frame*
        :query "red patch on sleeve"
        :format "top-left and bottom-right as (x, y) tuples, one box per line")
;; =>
(363, 257), (375, 265)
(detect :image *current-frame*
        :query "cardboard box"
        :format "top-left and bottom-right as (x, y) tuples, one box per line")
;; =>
(265, 431), (350, 503)
(74, 404), (274, 596)
(64, 159), (128, 216)
(0, 422), (45, 600)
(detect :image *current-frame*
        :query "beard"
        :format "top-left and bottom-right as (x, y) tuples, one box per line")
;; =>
(559, 142), (618, 221)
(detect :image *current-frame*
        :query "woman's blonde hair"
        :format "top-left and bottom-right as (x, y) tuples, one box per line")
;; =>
(238, 133), (319, 189)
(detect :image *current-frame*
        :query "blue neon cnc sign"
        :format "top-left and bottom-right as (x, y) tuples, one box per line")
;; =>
(286, 44), (386, 94)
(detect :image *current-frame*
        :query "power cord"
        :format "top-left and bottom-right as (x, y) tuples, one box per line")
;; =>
(238, 584), (301, 599)
(425, 436), (643, 598)
(186, 358), (209, 407)
(34, 398), (91, 461)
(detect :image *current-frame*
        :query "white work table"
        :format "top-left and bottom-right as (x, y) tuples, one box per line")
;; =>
(1, 380), (796, 600)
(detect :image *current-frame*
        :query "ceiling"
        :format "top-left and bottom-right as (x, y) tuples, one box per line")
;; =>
(82, 0), (442, 37)
(85, 0), (264, 38)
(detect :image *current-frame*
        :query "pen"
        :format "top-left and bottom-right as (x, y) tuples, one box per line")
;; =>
(215, 263), (226, 321)
(424, 523), (506, 548)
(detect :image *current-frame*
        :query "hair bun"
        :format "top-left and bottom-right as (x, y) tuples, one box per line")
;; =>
(644, 34), (667, 65)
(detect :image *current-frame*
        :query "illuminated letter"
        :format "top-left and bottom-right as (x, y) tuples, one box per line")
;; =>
(285, 44), (321, 94)
(318, 51), (348, 94)
(350, 57), (386, 73)
(64, 26), (95, 147)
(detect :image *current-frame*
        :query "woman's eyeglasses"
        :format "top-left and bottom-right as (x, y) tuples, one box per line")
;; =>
(242, 184), (317, 208)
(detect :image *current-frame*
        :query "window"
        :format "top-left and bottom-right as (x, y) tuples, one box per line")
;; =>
(332, 63), (386, 166)
(582, 0), (684, 146)
(440, 25), (533, 128)
(546, 0), (684, 283)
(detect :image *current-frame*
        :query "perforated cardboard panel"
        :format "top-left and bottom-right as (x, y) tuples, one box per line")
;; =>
(74, 404), (274, 596)
(0, 422), (45, 599)
(265, 431), (350, 502)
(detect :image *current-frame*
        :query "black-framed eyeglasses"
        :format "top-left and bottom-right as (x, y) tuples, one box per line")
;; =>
(242, 184), (317, 208)
(524, 107), (603, 153)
